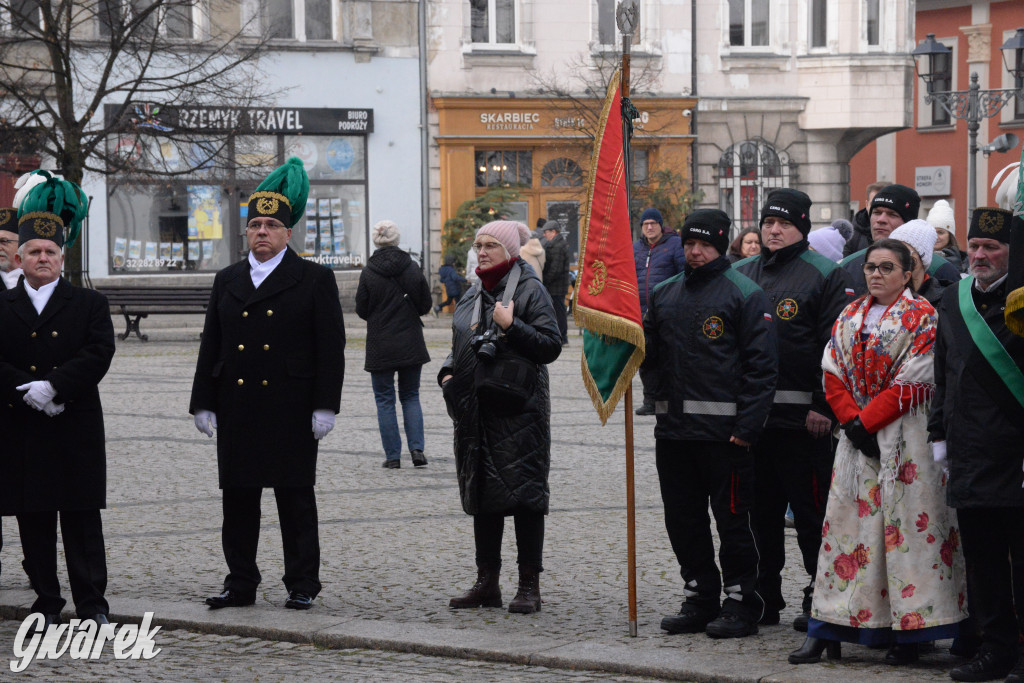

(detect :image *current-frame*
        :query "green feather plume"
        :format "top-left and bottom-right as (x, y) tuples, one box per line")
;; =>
(254, 156), (308, 227)
(19, 174), (89, 249)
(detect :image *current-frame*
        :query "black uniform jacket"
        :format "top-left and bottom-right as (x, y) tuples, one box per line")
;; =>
(439, 263), (561, 515)
(735, 242), (854, 430)
(0, 279), (115, 514)
(190, 248), (345, 489)
(928, 279), (1024, 508)
(356, 246), (432, 373)
(541, 234), (571, 297)
(841, 249), (961, 297)
(644, 257), (777, 444)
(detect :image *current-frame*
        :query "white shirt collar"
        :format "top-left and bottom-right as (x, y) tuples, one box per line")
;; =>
(248, 248), (288, 289)
(24, 277), (59, 315)
(1, 267), (22, 290)
(974, 272), (1008, 293)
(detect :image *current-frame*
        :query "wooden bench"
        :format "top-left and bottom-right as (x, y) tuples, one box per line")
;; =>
(96, 285), (212, 341)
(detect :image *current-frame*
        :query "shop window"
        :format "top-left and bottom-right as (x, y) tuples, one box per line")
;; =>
(865, 0), (879, 47)
(286, 184), (367, 268)
(596, 0), (640, 46)
(541, 158), (583, 187)
(717, 139), (790, 233)
(810, 0), (827, 48)
(475, 150), (532, 187)
(728, 0), (769, 47)
(470, 0), (515, 45)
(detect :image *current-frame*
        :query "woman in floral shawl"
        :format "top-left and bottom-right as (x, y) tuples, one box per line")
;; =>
(790, 239), (967, 666)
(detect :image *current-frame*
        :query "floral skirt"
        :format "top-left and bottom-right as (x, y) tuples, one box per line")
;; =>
(810, 414), (967, 640)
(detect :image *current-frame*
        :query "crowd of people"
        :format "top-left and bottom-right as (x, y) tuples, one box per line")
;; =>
(0, 154), (1019, 683)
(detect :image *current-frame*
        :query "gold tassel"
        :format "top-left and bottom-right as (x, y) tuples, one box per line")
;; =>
(1007, 286), (1024, 337)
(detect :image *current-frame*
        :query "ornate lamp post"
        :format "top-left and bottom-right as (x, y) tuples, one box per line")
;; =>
(912, 28), (1024, 217)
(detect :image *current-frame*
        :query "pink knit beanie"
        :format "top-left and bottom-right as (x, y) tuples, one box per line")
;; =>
(476, 220), (530, 259)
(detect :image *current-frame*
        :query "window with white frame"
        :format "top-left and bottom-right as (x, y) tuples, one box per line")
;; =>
(596, 0), (640, 47)
(917, 38), (954, 128)
(3, 0), (41, 33)
(470, 0), (515, 45)
(865, 0), (879, 47)
(728, 0), (769, 48)
(810, 0), (827, 49)
(97, 0), (196, 39)
(241, 0), (333, 41)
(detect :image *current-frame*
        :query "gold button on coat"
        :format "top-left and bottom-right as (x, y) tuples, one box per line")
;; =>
(30, 332), (36, 338)
(238, 345), (244, 351)
(263, 344), (269, 351)
(261, 380), (268, 386)
(237, 379), (244, 386)
(29, 365), (36, 372)
(266, 310), (273, 316)
(242, 311), (248, 318)
(51, 331), (58, 337)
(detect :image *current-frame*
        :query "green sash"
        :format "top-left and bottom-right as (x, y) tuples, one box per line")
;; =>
(958, 276), (1024, 411)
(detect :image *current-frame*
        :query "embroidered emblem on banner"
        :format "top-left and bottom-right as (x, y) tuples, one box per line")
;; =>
(255, 197), (280, 216)
(702, 315), (724, 339)
(777, 298), (799, 320)
(978, 210), (1002, 234)
(0, 209), (11, 224)
(34, 218), (58, 238)
(587, 260), (607, 296)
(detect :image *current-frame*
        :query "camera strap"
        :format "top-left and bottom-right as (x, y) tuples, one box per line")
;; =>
(472, 261), (522, 329)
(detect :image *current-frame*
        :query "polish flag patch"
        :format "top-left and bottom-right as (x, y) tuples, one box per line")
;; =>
(764, 313), (773, 321)
(845, 288), (855, 296)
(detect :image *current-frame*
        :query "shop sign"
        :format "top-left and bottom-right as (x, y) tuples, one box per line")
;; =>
(915, 166), (950, 197)
(105, 103), (374, 135)
(479, 111), (541, 131)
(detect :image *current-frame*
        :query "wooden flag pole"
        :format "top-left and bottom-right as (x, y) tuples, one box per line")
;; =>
(617, 0), (639, 638)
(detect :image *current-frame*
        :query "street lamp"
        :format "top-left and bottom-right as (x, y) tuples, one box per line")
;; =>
(912, 29), (1024, 219)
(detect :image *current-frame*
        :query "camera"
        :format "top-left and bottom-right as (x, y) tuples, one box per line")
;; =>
(471, 325), (501, 362)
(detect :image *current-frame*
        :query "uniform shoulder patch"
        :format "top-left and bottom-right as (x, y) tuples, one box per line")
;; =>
(927, 252), (948, 275)
(731, 254), (760, 269)
(839, 248), (866, 267)
(721, 267), (763, 299)
(800, 249), (840, 277)
(652, 271), (685, 293)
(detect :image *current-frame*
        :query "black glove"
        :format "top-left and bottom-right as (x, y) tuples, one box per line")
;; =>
(842, 417), (881, 459)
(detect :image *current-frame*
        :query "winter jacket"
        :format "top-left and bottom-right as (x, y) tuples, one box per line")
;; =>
(938, 246), (966, 273)
(520, 237), (546, 277)
(734, 242), (855, 430)
(356, 246), (432, 373)
(439, 263), (562, 515)
(542, 234), (571, 297)
(841, 249), (961, 297)
(439, 264), (466, 298)
(917, 274), (947, 307)
(842, 208), (872, 258)
(634, 232), (686, 318)
(644, 256), (778, 444)
(928, 278), (1024, 508)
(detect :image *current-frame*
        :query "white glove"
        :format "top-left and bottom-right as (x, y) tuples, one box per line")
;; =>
(931, 441), (946, 464)
(312, 409), (335, 440)
(16, 381), (56, 411)
(194, 410), (217, 438)
(42, 401), (64, 417)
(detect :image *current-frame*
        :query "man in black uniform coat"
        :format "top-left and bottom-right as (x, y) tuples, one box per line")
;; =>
(0, 175), (114, 626)
(930, 207), (1024, 682)
(191, 158), (345, 611)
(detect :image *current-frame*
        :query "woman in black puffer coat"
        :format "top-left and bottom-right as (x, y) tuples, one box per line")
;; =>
(356, 220), (433, 469)
(439, 220), (561, 615)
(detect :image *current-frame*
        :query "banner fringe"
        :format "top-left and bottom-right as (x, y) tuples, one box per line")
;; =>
(575, 304), (645, 350)
(581, 342), (645, 425)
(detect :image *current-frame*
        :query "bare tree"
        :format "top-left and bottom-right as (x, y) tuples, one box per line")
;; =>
(0, 0), (280, 276)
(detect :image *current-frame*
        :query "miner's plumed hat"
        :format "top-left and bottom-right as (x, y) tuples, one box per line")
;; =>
(247, 157), (309, 228)
(14, 170), (88, 249)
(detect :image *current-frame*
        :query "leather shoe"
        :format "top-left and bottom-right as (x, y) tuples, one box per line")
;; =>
(884, 642), (919, 665)
(285, 592), (314, 610)
(205, 589), (256, 609)
(85, 614), (110, 626)
(382, 459), (400, 469)
(949, 648), (1016, 681)
(411, 450), (428, 467)
(36, 613), (61, 630)
(634, 402), (655, 416)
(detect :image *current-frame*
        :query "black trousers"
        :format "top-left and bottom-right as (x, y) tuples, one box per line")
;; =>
(17, 510), (108, 617)
(656, 439), (762, 614)
(546, 287), (568, 342)
(222, 486), (321, 597)
(473, 511), (544, 571)
(957, 506), (1024, 655)
(751, 427), (833, 613)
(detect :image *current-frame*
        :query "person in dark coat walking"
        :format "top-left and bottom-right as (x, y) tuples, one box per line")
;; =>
(356, 220), (432, 469)
(0, 173), (113, 627)
(929, 208), (1024, 682)
(434, 252), (466, 316)
(633, 207), (685, 415)
(541, 220), (571, 344)
(191, 158), (345, 612)
(440, 220), (561, 615)
(645, 209), (778, 639)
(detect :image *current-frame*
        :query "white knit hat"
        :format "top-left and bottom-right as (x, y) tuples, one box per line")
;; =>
(890, 219), (937, 268)
(372, 219), (401, 247)
(926, 199), (955, 233)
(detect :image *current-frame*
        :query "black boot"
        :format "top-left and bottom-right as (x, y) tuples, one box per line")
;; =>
(661, 600), (719, 634)
(884, 642), (919, 665)
(793, 583), (813, 632)
(789, 637), (841, 664)
(508, 565), (541, 614)
(449, 565), (502, 609)
(634, 401), (655, 416)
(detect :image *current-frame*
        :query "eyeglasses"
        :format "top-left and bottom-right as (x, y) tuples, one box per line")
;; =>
(862, 261), (902, 275)
(246, 222), (287, 232)
(472, 241), (504, 253)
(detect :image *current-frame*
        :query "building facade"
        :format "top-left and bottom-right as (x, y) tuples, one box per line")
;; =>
(849, 0), (1023, 242)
